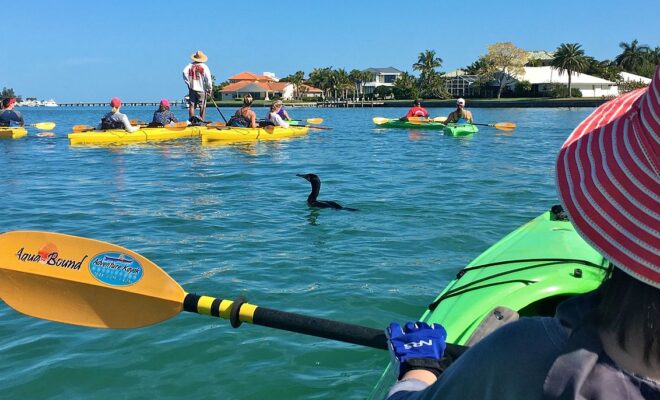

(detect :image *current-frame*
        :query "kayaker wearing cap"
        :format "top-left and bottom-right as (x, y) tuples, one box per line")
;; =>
(267, 101), (289, 128)
(98, 98), (138, 132)
(445, 98), (473, 124)
(0, 98), (24, 127)
(385, 64), (660, 400)
(401, 98), (430, 120)
(183, 50), (213, 122)
(151, 99), (178, 126)
(227, 94), (257, 128)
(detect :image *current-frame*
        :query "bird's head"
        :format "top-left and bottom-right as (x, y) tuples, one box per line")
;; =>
(296, 173), (320, 183)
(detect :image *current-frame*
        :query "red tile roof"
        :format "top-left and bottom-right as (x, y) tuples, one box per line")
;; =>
(228, 72), (276, 82)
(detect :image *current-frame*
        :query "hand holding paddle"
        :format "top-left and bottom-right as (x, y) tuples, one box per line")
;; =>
(0, 231), (466, 357)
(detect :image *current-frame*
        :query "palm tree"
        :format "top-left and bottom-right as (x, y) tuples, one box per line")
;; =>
(615, 39), (650, 73)
(551, 43), (589, 98)
(413, 50), (443, 95)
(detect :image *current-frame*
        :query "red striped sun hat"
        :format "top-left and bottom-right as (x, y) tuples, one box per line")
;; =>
(556, 64), (660, 288)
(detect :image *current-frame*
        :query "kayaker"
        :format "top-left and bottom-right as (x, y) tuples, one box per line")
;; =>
(401, 99), (429, 120)
(151, 99), (178, 126)
(0, 98), (25, 127)
(273, 100), (290, 120)
(98, 98), (138, 132)
(183, 50), (213, 122)
(385, 64), (660, 400)
(267, 101), (290, 128)
(227, 94), (257, 128)
(445, 98), (473, 124)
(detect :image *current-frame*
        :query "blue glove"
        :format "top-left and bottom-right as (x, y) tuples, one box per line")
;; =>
(387, 321), (447, 379)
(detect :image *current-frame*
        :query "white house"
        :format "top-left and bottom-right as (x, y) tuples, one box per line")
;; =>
(362, 67), (403, 94)
(513, 66), (619, 97)
(220, 72), (322, 101)
(619, 71), (652, 84)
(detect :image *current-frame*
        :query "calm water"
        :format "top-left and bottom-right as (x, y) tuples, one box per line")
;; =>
(0, 106), (593, 399)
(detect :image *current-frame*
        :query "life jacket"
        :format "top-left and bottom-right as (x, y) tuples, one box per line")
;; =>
(227, 109), (251, 127)
(100, 113), (124, 130)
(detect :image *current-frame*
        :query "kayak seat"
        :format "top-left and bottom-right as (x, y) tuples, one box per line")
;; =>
(465, 306), (519, 347)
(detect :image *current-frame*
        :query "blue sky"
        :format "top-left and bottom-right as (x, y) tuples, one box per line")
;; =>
(2, 0), (658, 102)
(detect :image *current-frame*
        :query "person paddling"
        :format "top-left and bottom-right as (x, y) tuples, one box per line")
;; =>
(227, 94), (257, 128)
(151, 99), (178, 126)
(0, 98), (24, 127)
(98, 98), (138, 132)
(401, 98), (429, 120)
(385, 64), (660, 400)
(445, 98), (473, 124)
(266, 101), (290, 128)
(183, 50), (213, 123)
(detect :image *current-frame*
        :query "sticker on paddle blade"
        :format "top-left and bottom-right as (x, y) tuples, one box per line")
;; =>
(89, 252), (143, 286)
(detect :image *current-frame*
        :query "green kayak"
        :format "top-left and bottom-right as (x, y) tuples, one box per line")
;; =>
(444, 123), (479, 137)
(369, 206), (607, 398)
(373, 118), (446, 130)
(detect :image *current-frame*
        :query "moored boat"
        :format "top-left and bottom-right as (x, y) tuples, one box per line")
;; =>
(201, 126), (309, 142)
(0, 127), (28, 139)
(369, 205), (607, 398)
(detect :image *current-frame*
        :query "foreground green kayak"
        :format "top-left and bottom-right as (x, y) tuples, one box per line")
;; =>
(373, 118), (446, 130)
(444, 123), (479, 137)
(370, 206), (607, 398)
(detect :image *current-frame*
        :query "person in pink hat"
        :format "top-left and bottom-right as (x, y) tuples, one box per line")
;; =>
(98, 98), (138, 132)
(151, 99), (178, 126)
(384, 64), (659, 400)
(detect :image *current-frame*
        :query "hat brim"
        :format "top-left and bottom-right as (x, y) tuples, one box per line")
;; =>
(556, 68), (660, 288)
(191, 54), (208, 63)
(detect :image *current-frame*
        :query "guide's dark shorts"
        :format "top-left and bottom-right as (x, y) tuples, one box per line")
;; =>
(188, 89), (206, 108)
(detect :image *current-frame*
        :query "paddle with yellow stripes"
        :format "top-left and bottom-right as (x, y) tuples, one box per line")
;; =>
(471, 122), (517, 131)
(0, 231), (467, 356)
(290, 118), (324, 125)
(28, 122), (57, 130)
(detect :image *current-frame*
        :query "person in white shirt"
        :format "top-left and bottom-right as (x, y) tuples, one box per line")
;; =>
(182, 50), (213, 122)
(267, 101), (290, 128)
(98, 98), (138, 132)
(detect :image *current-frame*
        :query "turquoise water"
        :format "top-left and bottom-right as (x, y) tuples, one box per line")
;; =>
(0, 106), (593, 399)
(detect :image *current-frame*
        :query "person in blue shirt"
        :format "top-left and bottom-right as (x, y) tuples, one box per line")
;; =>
(0, 98), (24, 126)
(386, 65), (660, 400)
(151, 99), (178, 126)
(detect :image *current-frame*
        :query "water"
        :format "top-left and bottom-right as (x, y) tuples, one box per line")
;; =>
(0, 106), (594, 399)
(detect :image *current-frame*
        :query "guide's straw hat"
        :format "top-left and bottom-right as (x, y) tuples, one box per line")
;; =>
(556, 63), (659, 289)
(191, 50), (208, 63)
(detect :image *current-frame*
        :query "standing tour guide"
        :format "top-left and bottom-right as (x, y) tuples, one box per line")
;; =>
(183, 50), (213, 123)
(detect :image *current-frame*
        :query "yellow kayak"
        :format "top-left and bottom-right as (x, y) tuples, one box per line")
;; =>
(68, 126), (204, 145)
(201, 126), (309, 142)
(0, 127), (28, 139)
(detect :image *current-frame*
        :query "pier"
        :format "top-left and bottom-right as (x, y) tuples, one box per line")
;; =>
(59, 100), (188, 107)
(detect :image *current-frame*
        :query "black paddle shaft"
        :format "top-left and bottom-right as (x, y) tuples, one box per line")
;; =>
(250, 306), (468, 358)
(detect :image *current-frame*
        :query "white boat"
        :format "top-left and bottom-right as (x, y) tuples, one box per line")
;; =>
(42, 99), (58, 107)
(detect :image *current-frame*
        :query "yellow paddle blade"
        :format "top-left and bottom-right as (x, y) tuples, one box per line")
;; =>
(72, 125), (95, 133)
(29, 122), (56, 130)
(433, 116), (447, 123)
(305, 118), (323, 124)
(0, 231), (185, 328)
(494, 122), (516, 131)
(406, 117), (430, 124)
(372, 117), (391, 125)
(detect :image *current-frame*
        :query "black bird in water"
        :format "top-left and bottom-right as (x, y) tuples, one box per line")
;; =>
(296, 173), (358, 211)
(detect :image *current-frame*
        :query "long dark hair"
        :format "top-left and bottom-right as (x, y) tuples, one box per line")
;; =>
(591, 266), (660, 365)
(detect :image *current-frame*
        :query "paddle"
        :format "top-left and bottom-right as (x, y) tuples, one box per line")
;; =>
(291, 118), (323, 125)
(469, 122), (516, 131)
(0, 230), (466, 357)
(372, 117), (392, 125)
(28, 122), (56, 130)
(208, 95), (228, 123)
(433, 117), (447, 123)
(72, 124), (96, 133)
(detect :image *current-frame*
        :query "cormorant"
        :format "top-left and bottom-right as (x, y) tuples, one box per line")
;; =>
(296, 173), (358, 211)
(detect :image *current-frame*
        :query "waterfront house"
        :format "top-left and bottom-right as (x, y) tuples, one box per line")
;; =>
(220, 72), (322, 101)
(618, 71), (652, 84)
(513, 66), (619, 97)
(443, 69), (481, 97)
(362, 67), (403, 95)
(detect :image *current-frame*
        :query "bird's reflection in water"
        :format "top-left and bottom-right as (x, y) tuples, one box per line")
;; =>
(306, 208), (321, 226)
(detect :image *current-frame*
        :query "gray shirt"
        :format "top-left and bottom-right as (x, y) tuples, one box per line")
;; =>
(387, 294), (659, 400)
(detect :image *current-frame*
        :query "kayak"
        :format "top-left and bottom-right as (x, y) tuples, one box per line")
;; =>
(0, 127), (27, 139)
(373, 118), (446, 130)
(201, 126), (309, 142)
(444, 123), (479, 137)
(369, 205), (607, 398)
(67, 126), (204, 145)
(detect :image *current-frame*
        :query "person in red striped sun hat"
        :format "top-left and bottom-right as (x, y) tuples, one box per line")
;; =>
(383, 64), (659, 400)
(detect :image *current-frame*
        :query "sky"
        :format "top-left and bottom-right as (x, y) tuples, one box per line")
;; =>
(2, 0), (658, 102)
